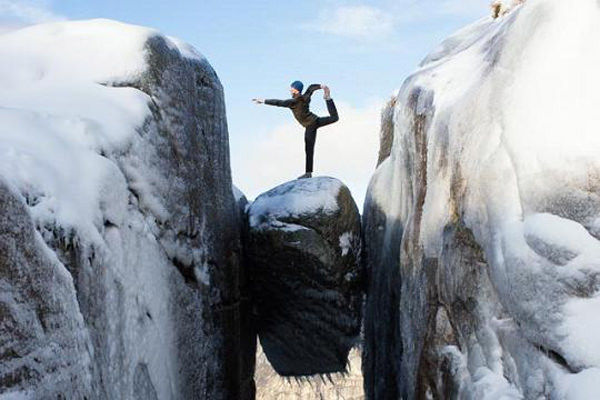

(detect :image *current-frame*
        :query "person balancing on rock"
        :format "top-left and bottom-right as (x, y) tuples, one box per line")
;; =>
(253, 81), (339, 179)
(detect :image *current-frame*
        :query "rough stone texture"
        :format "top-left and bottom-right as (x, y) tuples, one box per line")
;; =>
(255, 344), (364, 400)
(104, 33), (243, 400)
(0, 22), (247, 399)
(0, 181), (92, 397)
(246, 177), (363, 377)
(363, 2), (600, 399)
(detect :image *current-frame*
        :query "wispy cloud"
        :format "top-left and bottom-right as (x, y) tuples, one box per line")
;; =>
(303, 5), (396, 39)
(301, 0), (490, 41)
(0, 0), (64, 24)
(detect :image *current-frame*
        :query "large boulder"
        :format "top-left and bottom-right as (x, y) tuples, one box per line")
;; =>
(0, 20), (248, 399)
(246, 177), (362, 377)
(363, 1), (600, 399)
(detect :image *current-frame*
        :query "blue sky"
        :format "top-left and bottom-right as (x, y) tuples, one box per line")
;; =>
(0, 0), (492, 205)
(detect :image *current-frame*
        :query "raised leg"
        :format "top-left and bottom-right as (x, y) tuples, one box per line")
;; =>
(316, 99), (339, 128)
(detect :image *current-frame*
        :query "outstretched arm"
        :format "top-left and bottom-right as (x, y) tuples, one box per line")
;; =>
(264, 98), (295, 107)
(253, 98), (295, 107)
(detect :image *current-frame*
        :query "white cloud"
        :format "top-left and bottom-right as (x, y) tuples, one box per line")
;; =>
(232, 99), (383, 210)
(304, 5), (395, 39)
(302, 1), (491, 40)
(0, 0), (64, 25)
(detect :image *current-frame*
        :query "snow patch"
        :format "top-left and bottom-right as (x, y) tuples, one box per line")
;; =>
(194, 263), (211, 286)
(249, 177), (343, 230)
(0, 19), (155, 238)
(0, 390), (33, 400)
(339, 232), (353, 256)
(555, 367), (600, 399)
(166, 35), (206, 61)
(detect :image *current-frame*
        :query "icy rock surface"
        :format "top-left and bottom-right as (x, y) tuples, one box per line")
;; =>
(363, 1), (600, 399)
(246, 177), (363, 377)
(0, 20), (246, 399)
(0, 181), (92, 398)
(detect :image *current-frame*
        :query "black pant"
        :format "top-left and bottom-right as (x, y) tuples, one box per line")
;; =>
(304, 99), (339, 173)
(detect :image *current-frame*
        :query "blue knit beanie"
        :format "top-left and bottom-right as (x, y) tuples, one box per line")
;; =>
(290, 80), (304, 93)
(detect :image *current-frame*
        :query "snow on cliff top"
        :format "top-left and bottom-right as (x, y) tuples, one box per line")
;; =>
(374, 0), (600, 250)
(0, 19), (204, 83)
(0, 19), (204, 239)
(416, 0), (600, 168)
(249, 177), (343, 230)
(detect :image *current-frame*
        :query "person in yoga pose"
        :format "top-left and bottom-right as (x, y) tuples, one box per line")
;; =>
(253, 81), (339, 179)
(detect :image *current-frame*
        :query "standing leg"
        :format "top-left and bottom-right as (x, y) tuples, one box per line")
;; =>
(304, 125), (317, 174)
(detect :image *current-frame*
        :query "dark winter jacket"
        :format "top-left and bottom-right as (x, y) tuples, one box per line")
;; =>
(265, 84), (321, 128)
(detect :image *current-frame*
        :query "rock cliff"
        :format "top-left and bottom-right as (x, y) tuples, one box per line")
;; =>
(0, 20), (247, 399)
(364, 1), (600, 398)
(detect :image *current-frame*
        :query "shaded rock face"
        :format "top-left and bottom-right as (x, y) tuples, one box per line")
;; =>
(233, 185), (258, 399)
(0, 21), (247, 399)
(364, 2), (600, 399)
(362, 183), (403, 399)
(246, 177), (363, 377)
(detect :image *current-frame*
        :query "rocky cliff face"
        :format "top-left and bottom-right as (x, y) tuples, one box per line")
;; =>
(364, 1), (600, 398)
(246, 177), (363, 379)
(0, 20), (247, 399)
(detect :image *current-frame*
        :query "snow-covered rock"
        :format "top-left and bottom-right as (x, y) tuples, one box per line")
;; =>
(363, 1), (600, 398)
(0, 181), (92, 398)
(0, 19), (247, 399)
(246, 177), (362, 377)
